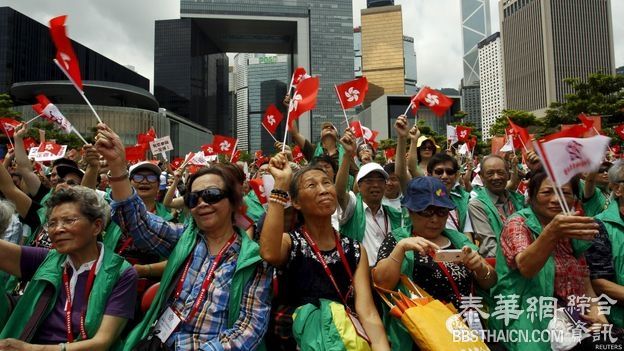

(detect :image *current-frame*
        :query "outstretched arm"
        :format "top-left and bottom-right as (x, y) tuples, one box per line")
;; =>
(12, 124), (41, 196)
(335, 129), (356, 211)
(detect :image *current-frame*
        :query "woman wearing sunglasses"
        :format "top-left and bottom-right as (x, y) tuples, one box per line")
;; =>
(372, 177), (496, 351)
(260, 153), (390, 351)
(94, 124), (272, 351)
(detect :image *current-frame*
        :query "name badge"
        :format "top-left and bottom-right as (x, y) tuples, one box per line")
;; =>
(154, 307), (182, 342)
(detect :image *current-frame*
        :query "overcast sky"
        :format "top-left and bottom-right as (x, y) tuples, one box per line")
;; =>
(0, 0), (622, 92)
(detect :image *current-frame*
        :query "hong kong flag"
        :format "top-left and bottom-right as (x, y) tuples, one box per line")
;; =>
(456, 126), (472, 142)
(249, 178), (267, 205)
(288, 76), (319, 127)
(507, 118), (531, 148)
(37, 141), (62, 155)
(22, 137), (38, 151)
(335, 77), (368, 110)
(0, 118), (21, 138)
(49, 15), (83, 90)
(410, 86), (453, 117)
(212, 135), (238, 156)
(349, 121), (365, 138)
(32, 94), (73, 133)
(290, 67), (310, 89)
(262, 104), (283, 135)
(170, 157), (184, 171)
(384, 147), (396, 160)
(292, 145), (305, 163)
(201, 144), (216, 156)
(615, 125), (624, 140)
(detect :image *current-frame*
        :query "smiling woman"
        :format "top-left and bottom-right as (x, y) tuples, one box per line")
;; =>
(0, 186), (138, 351)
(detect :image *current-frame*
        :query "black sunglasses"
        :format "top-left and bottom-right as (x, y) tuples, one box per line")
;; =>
(433, 168), (457, 176)
(131, 174), (159, 183)
(186, 187), (229, 209)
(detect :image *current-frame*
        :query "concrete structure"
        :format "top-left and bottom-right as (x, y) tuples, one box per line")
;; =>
(358, 89), (461, 138)
(616, 66), (624, 76)
(10, 81), (211, 158)
(403, 36), (418, 95)
(500, 0), (615, 115)
(0, 7), (149, 94)
(478, 32), (505, 139)
(233, 53), (251, 151)
(354, 28), (363, 78)
(155, 0), (354, 142)
(361, 5), (405, 105)
(367, 0), (394, 7)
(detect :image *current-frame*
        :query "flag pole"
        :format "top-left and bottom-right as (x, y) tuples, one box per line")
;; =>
(53, 59), (103, 124)
(229, 140), (239, 162)
(71, 126), (88, 145)
(403, 102), (412, 117)
(532, 140), (571, 214)
(281, 104), (291, 154)
(25, 114), (44, 125)
(262, 124), (279, 143)
(1, 125), (15, 149)
(335, 85), (351, 127)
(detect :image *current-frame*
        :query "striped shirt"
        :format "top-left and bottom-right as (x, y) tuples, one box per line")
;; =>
(111, 191), (272, 351)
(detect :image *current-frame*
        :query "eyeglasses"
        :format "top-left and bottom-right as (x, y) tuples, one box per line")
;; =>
(413, 207), (450, 218)
(421, 145), (436, 151)
(359, 177), (386, 185)
(433, 168), (457, 176)
(186, 187), (229, 209)
(598, 167), (610, 173)
(131, 174), (159, 183)
(45, 216), (85, 231)
(58, 178), (80, 186)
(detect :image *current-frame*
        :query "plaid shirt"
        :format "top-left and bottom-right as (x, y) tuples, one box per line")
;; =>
(111, 191), (272, 351)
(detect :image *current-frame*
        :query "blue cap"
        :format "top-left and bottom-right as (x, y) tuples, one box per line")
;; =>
(401, 177), (456, 212)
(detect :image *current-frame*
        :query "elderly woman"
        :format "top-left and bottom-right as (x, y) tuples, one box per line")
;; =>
(94, 124), (272, 350)
(491, 170), (607, 351)
(260, 153), (390, 351)
(372, 176), (496, 351)
(0, 186), (137, 351)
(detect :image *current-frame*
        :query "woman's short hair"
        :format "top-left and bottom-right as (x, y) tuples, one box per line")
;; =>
(527, 170), (580, 203)
(185, 165), (243, 213)
(0, 199), (15, 237)
(289, 166), (327, 203)
(427, 153), (459, 175)
(46, 186), (111, 230)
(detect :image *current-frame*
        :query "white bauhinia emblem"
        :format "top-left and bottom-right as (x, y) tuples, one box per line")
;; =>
(425, 93), (439, 106)
(258, 185), (266, 199)
(267, 115), (276, 125)
(219, 141), (231, 152)
(60, 52), (72, 70)
(345, 87), (360, 102)
(460, 130), (467, 138)
(289, 93), (303, 112)
(45, 143), (54, 151)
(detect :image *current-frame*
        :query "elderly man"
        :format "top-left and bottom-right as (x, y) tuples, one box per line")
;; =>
(468, 155), (525, 257)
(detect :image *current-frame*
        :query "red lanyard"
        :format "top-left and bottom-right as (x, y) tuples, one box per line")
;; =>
(435, 261), (463, 302)
(301, 226), (353, 305)
(62, 254), (99, 342)
(116, 236), (133, 255)
(172, 233), (237, 322)
(449, 210), (461, 231)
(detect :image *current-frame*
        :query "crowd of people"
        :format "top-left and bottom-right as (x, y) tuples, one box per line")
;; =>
(0, 113), (621, 351)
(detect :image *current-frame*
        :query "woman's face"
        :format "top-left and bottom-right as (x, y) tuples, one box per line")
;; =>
(531, 178), (575, 222)
(47, 202), (101, 255)
(293, 170), (337, 217)
(189, 174), (234, 232)
(409, 206), (448, 240)
(419, 141), (436, 159)
(430, 161), (458, 191)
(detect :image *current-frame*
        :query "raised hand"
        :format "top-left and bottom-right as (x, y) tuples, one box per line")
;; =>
(82, 144), (101, 168)
(13, 124), (27, 140)
(269, 152), (292, 188)
(94, 124), (126, 169)
(340, 128), (356, 156)
(409, 124), (421, 142)
(394, 115), (409, 138)
(547, 213), (599, 241)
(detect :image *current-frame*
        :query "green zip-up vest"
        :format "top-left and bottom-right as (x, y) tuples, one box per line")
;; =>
(594, 200), (624, 327)
(123, 223), (266, 351)
(382, 226), (478, 351)
(490, 207), (591, 351)
(450, 185), (470, 231)
(103, 202), (174, 252)
(339, 193), (404, 243)
(244, 191), (266, 223)
(0, 247), (131, 350)
(472, 187), (525, 237)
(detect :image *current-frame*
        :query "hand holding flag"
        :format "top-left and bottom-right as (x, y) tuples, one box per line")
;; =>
(283, 76), (319, 152)
(407, 86), (453, 117)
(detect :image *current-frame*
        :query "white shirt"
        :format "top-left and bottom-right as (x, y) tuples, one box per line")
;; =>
(382, 195), (402, 211)
(63, 243), (104, 305)
(445, 208), (474, 233)
(341, 191), (389, 266)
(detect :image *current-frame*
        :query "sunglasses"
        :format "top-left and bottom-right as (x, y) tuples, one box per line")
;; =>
(131, 174), (159, 183)
(421, 144), (436, 150)
(433, 168), (457, 176)
(186, 187), (229, 209)
(414, 207), (450, 218)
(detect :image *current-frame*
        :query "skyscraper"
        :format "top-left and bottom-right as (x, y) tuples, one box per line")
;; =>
(500, 0), (615, 114)
(233, 53), (251, 151)
(403, 36), (418, 95)
(460, 0), (491, 129)
(478, 32), (505, 140)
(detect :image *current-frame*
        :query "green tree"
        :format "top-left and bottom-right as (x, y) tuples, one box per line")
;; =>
(543, 73), (624, 128)
(489, 109), (543, 137)
(27, 121), (88, 150)
(0, 93), (21, 119)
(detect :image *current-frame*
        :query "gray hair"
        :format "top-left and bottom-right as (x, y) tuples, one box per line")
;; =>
(608, 160), (624, 184)
(0, 200), (15, 237)
(46, 186), (111, 231)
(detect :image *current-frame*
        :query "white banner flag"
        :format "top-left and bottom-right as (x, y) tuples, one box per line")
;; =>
(447, 125), (458, 144)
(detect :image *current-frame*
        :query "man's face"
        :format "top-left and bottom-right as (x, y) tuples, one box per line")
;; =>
(316, 160), (335, 181)
(430, 161), (458, 191)
(320, 124), (337, 141)
(480, 158), (509, 195)
(50, 166), (60, 187)
(358, 146), (374, 164)
(130, 170), (160, 201)
(358, 171), (387, 205)
(385, 173), (400, 199)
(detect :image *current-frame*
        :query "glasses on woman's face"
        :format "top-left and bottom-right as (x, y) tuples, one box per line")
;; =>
(131, 174), (159, 183)
(432, 167), (457, 176)
(45, 216), (85, 231)
(186, 187), (229, 209)
(414, 207), (450, 218)
(421, 144), (435, 151)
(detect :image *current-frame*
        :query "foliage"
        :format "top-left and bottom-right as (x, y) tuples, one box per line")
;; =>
(378, 138), (396, 150)
(0, 94), (21, 119)
(489, 109), (543, 137)
(27, 121), (89, 150)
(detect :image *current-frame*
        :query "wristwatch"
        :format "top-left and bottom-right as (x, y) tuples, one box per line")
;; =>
(107, 169), (129, 182)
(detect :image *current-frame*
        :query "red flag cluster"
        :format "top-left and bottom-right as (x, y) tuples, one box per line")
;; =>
(410, 87), (453, 117)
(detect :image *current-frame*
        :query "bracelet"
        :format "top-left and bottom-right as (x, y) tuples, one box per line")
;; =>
(107, 169), (129, 182)
(476, 264), (492, 280)
(269, 197), (287, 206)
(59, 343), (67, 351)
(146, 264), (152, 278)
(269, 194), (289, 202)
(271, 189), (289, 197)
(388, 254), (401, 264)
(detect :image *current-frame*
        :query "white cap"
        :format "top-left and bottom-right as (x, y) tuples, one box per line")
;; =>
(356, 162), (389, 183)
(129, 161), (162, 177)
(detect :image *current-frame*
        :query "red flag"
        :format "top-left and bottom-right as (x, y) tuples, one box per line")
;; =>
(505, 127), (523, 150)
(231, 149), (241, 163)
(410, 86), (453, 117)
(456, 126), (472, 142)
(147, 127), (156, 139)
(22, 137), (38, 151)
(0, 118), (21, 138)
(201, 144), (216, 156)
(614, 125), (624, 140)
(542, 124), (590, 142)
(125, 145), (146, 163)
(288, 76), (319, 126)
(384, 147), (396, 160)
(170, 157), (184, 170)
(211, 135), (238, 155)
(507, 118), (531, 148)
(254, 151), (268, 167)
(262, 104), (283, 135)
(49, 16), (83, 90)
(37, 141), (62, 155)
(32, 94), (73, 133)
(467, 136), (477, 153)
(612, 144), (621, 156)
(248, 178), (267, 205)
(291, 67), (309, 88)
(292, 145), (305, 163)
(349, 121), (364, 138)
(578, 113), (594, 129)
(335, 77), (368, 110)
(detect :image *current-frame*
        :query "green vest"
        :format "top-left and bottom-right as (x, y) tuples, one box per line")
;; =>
(339, 194), (404, 242)
(490, 207), (591, 351)
(244, 191), (266, 223)
(123, 223), (266, 351)
(382, 226), (478, 351)
(580, 183), (608, 217)
(472, 187), (525, 238)
(103, 202), (174, 252)
(0, 247), (131, 350)
(450, 186), (470, 231)
(594, 201), (624, 327)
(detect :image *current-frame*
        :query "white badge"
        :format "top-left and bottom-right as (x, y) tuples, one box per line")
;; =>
(154, 307), (182, 342)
